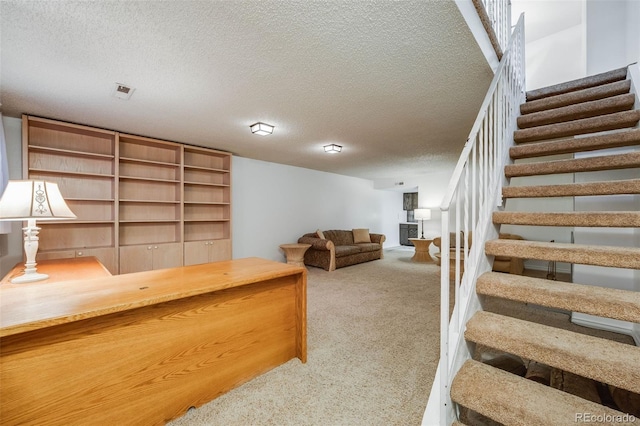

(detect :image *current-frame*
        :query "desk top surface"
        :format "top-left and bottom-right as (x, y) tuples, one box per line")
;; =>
(0, 257), (305, 338)
(1, 257), (112, 285)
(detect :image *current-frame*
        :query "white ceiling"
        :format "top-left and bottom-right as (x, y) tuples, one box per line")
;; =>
(0, 1), (493, 182)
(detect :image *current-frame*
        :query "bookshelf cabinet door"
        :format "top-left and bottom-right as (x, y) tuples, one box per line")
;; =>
(184, 241), (210, 266)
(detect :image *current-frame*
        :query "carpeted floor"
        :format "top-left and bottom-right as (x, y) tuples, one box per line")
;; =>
(168, 247), (441, 426)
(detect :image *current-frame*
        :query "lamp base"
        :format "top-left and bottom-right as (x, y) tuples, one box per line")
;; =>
(11, 271), (49, 284)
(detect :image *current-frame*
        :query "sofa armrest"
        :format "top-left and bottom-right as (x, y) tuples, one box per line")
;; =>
(370, 233), (385, 244)
(298, 236), (335, 251)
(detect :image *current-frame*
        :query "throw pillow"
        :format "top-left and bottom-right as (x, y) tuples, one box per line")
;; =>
(352, 228), (371, 244)
(316, 229), (325, 239)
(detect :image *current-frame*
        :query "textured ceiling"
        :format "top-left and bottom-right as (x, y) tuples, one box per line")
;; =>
(0, 1), (493, 181)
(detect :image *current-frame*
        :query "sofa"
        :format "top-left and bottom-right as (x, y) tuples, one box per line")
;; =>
(298, 229), (385, 271)
(433, 232), (524, 276)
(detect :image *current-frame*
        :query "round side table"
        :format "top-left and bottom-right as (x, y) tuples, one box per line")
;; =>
(279, 243), (312, 267)
(409, 238), (434, 263)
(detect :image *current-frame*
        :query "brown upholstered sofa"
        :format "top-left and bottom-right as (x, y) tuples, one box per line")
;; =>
(433, 232), (524, 275)
(298, 229), (385, 271)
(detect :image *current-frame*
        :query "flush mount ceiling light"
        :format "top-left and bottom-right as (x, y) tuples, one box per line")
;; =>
(250, 122), (274, 135)
(324, 144), (342, 153)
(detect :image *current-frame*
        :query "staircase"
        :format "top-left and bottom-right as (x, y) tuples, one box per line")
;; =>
(450, 67), (640, 424)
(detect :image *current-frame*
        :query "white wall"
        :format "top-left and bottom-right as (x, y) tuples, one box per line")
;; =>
(0, 116), (25, 277)
(232, 156), (403, 262)
(0, 115), (403, 277)
(512, 0), (587, 91)
(586, 0), (636, 74)
(576, 0), (640, 342)
(416, 169), (456, 238)
(374, 168), (456, 239)
(524, 24), (586, 91)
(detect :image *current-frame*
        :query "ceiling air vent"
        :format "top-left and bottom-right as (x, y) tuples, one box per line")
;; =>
(112, 83), (135, 100)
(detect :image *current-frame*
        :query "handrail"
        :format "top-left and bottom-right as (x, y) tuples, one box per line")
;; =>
(478, 0), (511, 55)
(436, 13), (525, 425)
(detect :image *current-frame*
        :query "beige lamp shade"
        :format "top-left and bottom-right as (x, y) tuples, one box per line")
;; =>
(414, 208), (431, 221)
(0, 180), (76, 221)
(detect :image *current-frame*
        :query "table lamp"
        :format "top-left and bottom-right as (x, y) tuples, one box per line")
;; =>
(0, 180), (76, 283)
(414, 208), (431, 239)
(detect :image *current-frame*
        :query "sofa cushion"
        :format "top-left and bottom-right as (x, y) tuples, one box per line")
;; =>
(357, 243), (381, 253)
(334, 245), (362, 258)
(323, 230), (354, 246)
(352, 228), (371, 243)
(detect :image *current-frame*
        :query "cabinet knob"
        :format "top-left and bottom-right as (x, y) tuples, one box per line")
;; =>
(77, 251), (83, 256)
(154, 246), (158, 249)
(205, 242), (209, 246)
(147, 246), (152, 250)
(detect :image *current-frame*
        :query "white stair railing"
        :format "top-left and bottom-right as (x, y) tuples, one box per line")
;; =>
(432, 13), (525, 425)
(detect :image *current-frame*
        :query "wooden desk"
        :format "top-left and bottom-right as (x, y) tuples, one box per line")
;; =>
(0, 257), (306, 425)
(409, 238), (434, 263)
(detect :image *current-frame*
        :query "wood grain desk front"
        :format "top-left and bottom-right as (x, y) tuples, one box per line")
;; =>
(0, 257), (307, 425)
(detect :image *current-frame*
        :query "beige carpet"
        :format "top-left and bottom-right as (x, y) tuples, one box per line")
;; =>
(168, 247), (441, 426)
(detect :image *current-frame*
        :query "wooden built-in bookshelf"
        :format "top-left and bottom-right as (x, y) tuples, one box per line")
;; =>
(22, 115), (232, 274)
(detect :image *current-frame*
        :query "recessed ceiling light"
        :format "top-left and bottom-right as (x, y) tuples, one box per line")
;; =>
(113, 83), (135, 100)
(324, 144), (342, 153)
(250, 122), (274, 135)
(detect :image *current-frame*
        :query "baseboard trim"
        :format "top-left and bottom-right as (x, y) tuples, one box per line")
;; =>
(571, 313), (640, 346)
(524, 259), (571, 275)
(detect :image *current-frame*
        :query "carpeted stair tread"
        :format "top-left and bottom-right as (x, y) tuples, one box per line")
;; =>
(517, 93), (635, 129)
(504, 152), (640, 177)
(465, 311), (640, 394)
(476, 272), (640, 323)
(509, 128), (640, 159)
(513, 110), (640, 143)
(485, 239), (640, 269)
(492, 211), (640, 227)
(502, 178), (640, 198)
(521, 80), (632, 115)
(525, 67), (628, 101)
(450, 360), (634, 425)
